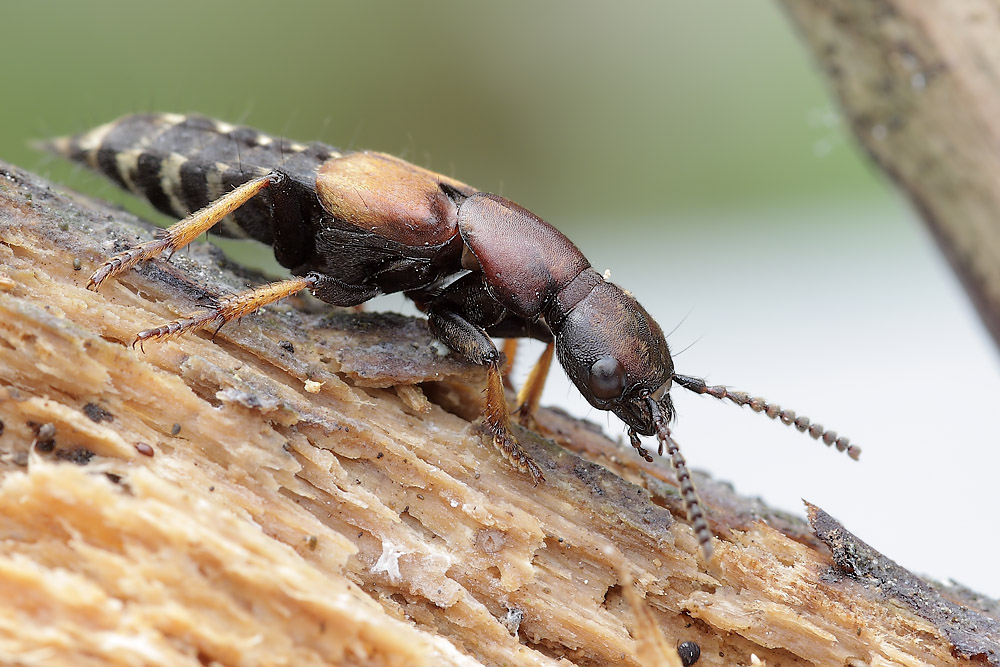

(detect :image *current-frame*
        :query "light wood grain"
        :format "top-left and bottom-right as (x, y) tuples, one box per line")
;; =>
(0, 161), (994, 665)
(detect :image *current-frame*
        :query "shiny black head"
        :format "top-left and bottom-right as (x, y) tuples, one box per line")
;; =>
(553, 279), (675, 436)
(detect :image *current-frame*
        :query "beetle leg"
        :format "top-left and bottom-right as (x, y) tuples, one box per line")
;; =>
(308, 273), (380, 307)
(427, 310), (545, 484)
(484, 361), (545, 484)
(514, 341), (554, 426)
(133, 275), (315, 349)
(500, 338), (519, 389)
(89, 171), (287, 290)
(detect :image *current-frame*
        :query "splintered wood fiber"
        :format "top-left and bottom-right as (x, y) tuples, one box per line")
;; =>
(0, 161), (990, 666)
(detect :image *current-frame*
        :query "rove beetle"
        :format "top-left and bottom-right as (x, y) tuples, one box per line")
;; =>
(43, 113), (860, 558)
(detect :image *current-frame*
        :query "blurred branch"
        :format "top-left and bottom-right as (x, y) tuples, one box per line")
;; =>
(779, 0), (1000, 349)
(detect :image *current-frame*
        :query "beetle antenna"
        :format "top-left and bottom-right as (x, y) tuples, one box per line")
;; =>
(649, 398), (713, 560)
(672, 373), (861, 461)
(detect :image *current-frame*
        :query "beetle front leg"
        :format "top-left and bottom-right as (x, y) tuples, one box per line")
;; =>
(427, 310), (545, 484)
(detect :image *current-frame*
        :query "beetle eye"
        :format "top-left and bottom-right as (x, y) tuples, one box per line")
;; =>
(589, 356), (625, 400)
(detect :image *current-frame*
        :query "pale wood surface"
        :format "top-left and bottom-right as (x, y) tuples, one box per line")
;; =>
(0, 162), (996, 665)
(779, 0), (1000, 349)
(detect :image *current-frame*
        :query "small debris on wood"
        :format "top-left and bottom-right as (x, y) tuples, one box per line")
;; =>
(55, 447), (95, 465)
(808, 503), (1000, 665)
(501, 608), (523, 636)
(82, 402), (114, 423)
(677, 640), (700, 666)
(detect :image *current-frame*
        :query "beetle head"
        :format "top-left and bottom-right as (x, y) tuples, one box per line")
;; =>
(554, 280), (674, 437)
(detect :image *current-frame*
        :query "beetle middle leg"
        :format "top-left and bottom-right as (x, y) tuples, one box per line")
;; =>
(427, 309), (545, 484)
(498, 337), (556, 425)
(513, 341), (555, 427)
(132, 275), (316, 348)
(132, 272), (378, 349)
(500, 339), (519, 389)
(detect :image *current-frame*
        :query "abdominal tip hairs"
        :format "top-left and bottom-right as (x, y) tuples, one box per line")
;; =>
(29, 136), (72, 157)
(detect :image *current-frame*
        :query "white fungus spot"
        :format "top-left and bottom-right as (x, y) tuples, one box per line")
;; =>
(372, 541), (407, 582)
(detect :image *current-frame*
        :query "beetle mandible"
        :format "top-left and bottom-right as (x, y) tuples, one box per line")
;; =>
(44, 113), (861, 558)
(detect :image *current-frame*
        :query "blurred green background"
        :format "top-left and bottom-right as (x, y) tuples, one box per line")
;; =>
(5, 2), (1000, 598)
(1, 1), (881, 225)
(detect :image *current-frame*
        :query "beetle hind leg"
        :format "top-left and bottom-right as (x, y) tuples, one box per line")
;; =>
(89, 171), (285, 290)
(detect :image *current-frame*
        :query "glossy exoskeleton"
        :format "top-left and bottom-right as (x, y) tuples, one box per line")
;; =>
(44, 113), (861, 559)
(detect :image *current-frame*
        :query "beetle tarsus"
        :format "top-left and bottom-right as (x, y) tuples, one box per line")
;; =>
(133, 311), (220, 349)
(484, 361), (544, 484)
(132, 276), (316, 350)
(493, 430), (545, 486)
(89, 237), (173, 290)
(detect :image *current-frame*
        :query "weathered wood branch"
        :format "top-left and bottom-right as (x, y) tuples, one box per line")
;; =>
(778, 0), (1000, 349)
(0, 162), (996, 665)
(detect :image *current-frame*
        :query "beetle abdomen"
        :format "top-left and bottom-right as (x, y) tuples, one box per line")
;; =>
(43, 113), (340, 243)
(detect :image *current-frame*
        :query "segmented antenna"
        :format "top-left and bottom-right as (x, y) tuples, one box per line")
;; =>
(672, 373), (861, 461)
(648, 399), (714, 560)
